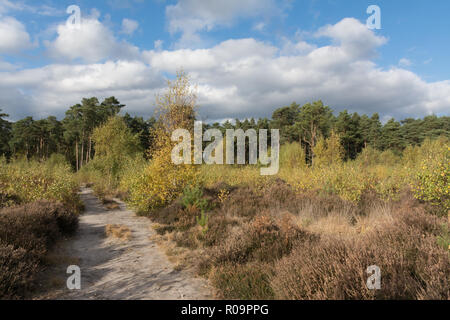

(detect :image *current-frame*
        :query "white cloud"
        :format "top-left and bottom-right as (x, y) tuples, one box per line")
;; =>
(253, 22), (266, 31)
(0, 16), (33, 54)
(154, 40), (163, 51)
(143, 18), (448, 120)
(0, 17), (449, 123)
(315, 18), (387, 60)
(46, 16), (140, 63)
(0, 0), (23, 14)
(0, 60), (164, 120)
(0, 59), (17, 71)
(166, 0), (281, 47)
(0, 0), (62, 16)
(399, 58), (412, 67)
(121, 18), (139, 35)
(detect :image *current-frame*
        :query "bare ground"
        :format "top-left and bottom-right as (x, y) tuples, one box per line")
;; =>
(34, 188), (212, 300)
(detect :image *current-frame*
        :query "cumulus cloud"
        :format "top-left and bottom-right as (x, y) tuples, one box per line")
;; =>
(0, 59), (17, 71)
(0, 16), (33, 54)
(315, 18), (387, 60)
(166, 0), (281, 47)
(0, 60), (164, 120)
(121, 18), (139, 35)
(143, 18), (448, 121)
(1, 17), (449, 123)
(46, 16), (140, 63)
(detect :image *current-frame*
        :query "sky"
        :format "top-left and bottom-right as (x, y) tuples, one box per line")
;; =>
(0, 0), (449, 123)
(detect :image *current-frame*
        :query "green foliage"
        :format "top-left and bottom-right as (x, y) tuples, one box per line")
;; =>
(196, 210), (209, 235)
(279, 142), (306, 169)
(0, 158), (81, 210)
(295, 100), (334, 165)
(413, 142), (449, 214)
(378, 149), (401, 166)
(356, 145), (382, 167)
(335, 110), (364, 160)
(122, 71), (199, 214)
(436, 224), (450, 251)
(63, 96), (125, 170)
(312, 131), (344, 167)
(91, 116), (142, 184)
(182, 186), (209, 211)
(271, 102), (300, 143)
(0, 109), (11, 158)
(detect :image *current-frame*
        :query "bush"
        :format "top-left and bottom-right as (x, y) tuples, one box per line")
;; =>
(207, 214), (313, 266)
(0, 201), (79, 299)
(0, 243), (39, 300)
(279, 142), (306, 169)
(313, 131), (344, 168)
(181, 186), (209, 211)
(271, 209), (449, 300)
(209, 262), (275, 300)
(413, 144), (449, 214)
(0, 158), (81, 210)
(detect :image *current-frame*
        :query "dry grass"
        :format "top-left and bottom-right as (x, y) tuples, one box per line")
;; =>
(105, 224), (132, 241)
(272, 209), (449, 300)
(0, 201), (79, 299)
(101, 197), (121, 211)
(147, 178), (449, 300)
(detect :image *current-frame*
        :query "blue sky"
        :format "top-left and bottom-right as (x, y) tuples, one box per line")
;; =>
(0, 0), (449, 122)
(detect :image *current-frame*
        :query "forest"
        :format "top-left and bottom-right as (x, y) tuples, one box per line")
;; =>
(1, 97), (449, 167)
(0, 73), (449, 300)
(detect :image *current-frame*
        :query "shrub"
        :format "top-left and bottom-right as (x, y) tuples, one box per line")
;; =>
(279, 142), (306, 169)
(271, 209), (449, 300)
(207, 214), (313, 266)
(209, 262), (275, 300)
(0, 201), (79, 299)
(0, 158), (81, 210)
(413, 144), (449, 214)
(181, 186), (209, 211)
(313, 131), (344, 168)
(356, 146), (382, 167)
(90, 116), (143, 190)
(202, 213), (237, 247)
(123, 71), (200, 214)
(0, 243), (39, 300)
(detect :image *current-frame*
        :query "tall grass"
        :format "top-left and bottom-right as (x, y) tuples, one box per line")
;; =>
(0, 155), (81, 211)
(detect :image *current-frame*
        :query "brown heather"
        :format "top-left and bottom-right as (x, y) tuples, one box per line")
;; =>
(0, 201), (79, 299)
(149, 179), (449, 300)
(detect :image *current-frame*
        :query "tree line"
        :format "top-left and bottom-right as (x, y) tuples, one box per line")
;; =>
(0, 98), (448, 169)
(0, 97), (155, 170)
(207, 100), (449, 164)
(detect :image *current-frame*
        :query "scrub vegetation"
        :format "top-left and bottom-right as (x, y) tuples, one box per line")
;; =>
(0, 72), (448, 299)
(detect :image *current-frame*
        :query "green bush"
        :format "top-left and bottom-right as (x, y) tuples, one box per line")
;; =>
(181, 186), (209, 211)
(413, 144), (449, 214)
(0, 158), (81, 210)
(279, 142), (306, 169)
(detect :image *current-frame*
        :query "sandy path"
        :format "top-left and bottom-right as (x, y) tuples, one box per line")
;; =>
(40, 188), (212, 300)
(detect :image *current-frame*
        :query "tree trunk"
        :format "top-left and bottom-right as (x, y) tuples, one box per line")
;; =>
(88, 137), (92, 162)
(75, 140), (79, 172)
(80, 139), (84, 169)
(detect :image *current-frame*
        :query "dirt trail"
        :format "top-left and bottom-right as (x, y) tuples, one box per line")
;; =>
(38, 188), (212, 300)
